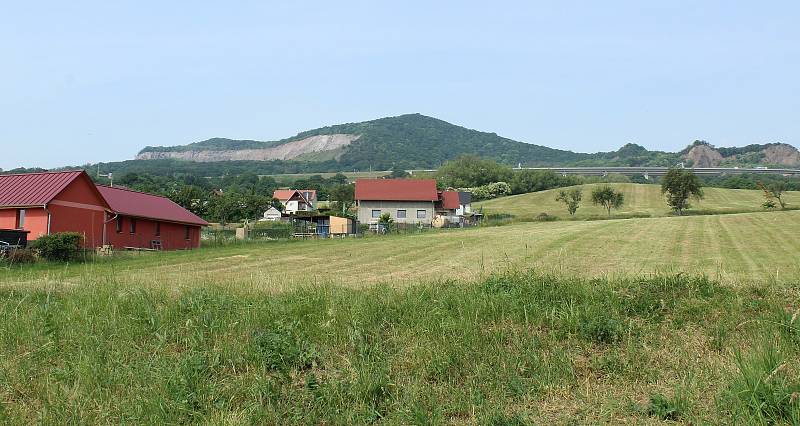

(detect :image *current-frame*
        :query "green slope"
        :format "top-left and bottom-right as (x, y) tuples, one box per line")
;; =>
(475, 183), (800, 220)
(139, 113), (588, 170)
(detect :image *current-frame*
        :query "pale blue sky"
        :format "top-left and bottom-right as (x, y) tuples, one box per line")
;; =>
(2, 1), (799, 169)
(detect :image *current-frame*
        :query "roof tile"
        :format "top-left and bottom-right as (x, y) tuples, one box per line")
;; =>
(355, 179), (439, 201)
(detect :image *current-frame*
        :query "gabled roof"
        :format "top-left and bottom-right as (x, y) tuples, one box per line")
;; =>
(440, 191), (461, 209)
(0, 170), (108, 208)
(355, 179), (439, 201)
(97, 185), (209, 226)
(273, 189), (315, 203)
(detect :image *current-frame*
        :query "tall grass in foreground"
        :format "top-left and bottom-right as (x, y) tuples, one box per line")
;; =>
(0, 272), (798, 424)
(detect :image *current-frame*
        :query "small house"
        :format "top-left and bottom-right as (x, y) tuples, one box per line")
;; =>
(273, 189), (317, 214)
(291, 214), (355, 238)
(261, 206), (283, 221)
(98, 185), (209, 250)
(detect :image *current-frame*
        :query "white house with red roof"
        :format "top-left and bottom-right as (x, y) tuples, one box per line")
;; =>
(354, 179), (439, 225)
(355, 179), (474, 227)
(272, 189), (317, 214)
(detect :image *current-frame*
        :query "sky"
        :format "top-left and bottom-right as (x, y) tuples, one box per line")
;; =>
(2, 1), (799, 170)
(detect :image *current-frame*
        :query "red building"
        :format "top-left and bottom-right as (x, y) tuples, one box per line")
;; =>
(97, 185), (207, 250)
(0, 170), (208, 250)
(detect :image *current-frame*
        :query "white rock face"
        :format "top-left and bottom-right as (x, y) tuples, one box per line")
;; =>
(136, 134), (360, 162)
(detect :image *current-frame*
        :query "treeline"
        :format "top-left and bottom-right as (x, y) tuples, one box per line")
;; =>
(99, 172), (356, 225)
(434, 155), (800, 200)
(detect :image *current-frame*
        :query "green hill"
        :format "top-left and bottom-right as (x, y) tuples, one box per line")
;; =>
(475, 183), (800, 220)
(138, 114), (589, 170)
(63, 114), (797, 177)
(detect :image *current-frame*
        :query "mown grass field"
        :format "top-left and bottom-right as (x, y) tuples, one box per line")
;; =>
(475, 183), (800, 220)
(4, 210), (800, 290)
(1, 210), (800, 423)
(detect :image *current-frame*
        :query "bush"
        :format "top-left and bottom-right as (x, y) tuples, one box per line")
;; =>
(534, 212), (558, 222)
(31, 232), (83, 262)
(465, 182), (512, 201)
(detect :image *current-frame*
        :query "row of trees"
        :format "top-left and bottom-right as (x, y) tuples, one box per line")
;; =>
(436, 155), (580, 200)
(555, 168), (707, 216)
(106, 171), (357, 224)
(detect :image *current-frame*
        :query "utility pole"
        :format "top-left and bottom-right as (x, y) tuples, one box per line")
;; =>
(97, 165), (113, 187)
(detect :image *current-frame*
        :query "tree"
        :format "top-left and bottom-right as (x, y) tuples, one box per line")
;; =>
(661, 168), (703, 215)
(555, 188), (582, 216)
(377, 213), (394, 234)
(171, 184), (211, 217)
(436, 155), (512, 188)
(388, 168), (409, 179)
(329, 184), (355, 214)
(758, 181), (787, 209)
(591, 186), (624, 216)
(510, 170), (577, 194)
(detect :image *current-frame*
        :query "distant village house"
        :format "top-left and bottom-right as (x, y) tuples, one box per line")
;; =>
(354, 179), (472, 227)
(272, 189), (317, 214)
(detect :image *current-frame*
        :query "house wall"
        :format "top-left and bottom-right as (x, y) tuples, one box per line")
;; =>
(48, 204), (106, 247)
(0, 174), (108, 247)
(356, 201), (435, 225)
(105, 215), (201, 250)
(329, 216), (353, 234)
(0, 208), (49, 239)
(48, 173), (109, 247)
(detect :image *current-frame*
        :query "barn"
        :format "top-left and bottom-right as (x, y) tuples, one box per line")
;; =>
(0, 170), (110, 247)
(0, 170), (208, 250)
(97, 185), (208, 250)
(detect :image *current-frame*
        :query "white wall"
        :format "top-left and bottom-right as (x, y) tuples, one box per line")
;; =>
(356, 200), (435, 225)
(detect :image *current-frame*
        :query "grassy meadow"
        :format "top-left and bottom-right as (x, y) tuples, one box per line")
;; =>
(4, 210), (800, 290)
(475, 183), (800, 220)
(0, 271), (798, 423)
(1, 197), (800, 423)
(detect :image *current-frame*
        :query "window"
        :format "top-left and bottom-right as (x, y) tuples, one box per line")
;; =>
(116, 217), (123, 233)
(184, 225), (191, 240)
(129, 218), (137, 234)
(155, 222), (161, 237)
(416, 209), (427, 219)
(16, 209), (25, 229)
(396, 209), (406, 219)
(371, 209), (381, 218)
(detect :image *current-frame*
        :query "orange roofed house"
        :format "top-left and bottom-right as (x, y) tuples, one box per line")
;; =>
(0, 170), (208, 250)
(272, 189), (317, 214)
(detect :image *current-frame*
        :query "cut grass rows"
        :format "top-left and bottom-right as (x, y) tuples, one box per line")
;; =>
(475, 183), (800, 220)
(3, 210), (800, 289)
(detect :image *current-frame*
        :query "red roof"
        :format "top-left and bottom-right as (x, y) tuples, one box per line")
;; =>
(355, 179), (438, 201)
(0, 170), (99, 207)
(273, 189), (316, 202)
(97, 185), (209, 226)
(440, 191), (461, 209)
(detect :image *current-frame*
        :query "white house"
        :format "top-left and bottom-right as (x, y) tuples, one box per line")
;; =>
(260, 206), (282, 221)
(272, 189), (317, 214)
